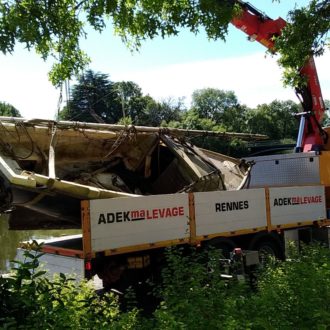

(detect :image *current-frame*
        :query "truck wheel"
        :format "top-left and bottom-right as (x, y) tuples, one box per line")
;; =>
(249, 232), (284, 260)
(253, 240), (283, 263)
(206, 237), (236, 258)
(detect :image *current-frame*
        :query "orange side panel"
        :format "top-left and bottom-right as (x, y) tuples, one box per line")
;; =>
(41, 245), (84, 258)
(81, 200), (92, 259)
(264, 187), (272, 232)
(189, 192), (197, 245)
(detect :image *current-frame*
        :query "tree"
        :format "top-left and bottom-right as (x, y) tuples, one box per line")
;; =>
(58, 70), (122, 123)
(1, 1), (327, 87)
(141, 97), (185, 127)
(58, 71), (159, 124)
(191, 88), (240, 123)
(166, 107), (249, 157)
(221, 104), (249, 133)
(275, 0), (330, 86)
(0, 1), (235, 86)
(246, 100), (300, 140)
(113, 81), (149, 123)
(0, 102), (21, 117)
(168, 108), (219, 131)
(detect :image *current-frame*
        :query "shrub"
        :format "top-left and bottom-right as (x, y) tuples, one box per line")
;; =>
(150, 247), (251, 329)
(251, 243), (330, 329)
(0, 242), (139, 329)
(2, 242), (330, 329)
(150, 244), (330, 329)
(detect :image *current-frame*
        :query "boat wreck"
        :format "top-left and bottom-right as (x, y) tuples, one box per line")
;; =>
(0, 117), (266, 230)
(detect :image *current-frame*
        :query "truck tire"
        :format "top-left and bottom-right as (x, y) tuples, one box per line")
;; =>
(250, 235), (284, 262)
(256, 241), (278, 256)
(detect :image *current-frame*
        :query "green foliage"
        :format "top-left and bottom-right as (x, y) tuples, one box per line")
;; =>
(109, 0), (235, 45)
(150, 247), (250, 329)
(251, 243), (330, 328)
(164, 90), (252, 157)
(226, 138), (249, 157)
(149, 244), (330, 329)
(0, 0), (89, 86)
(275, 0), (330, 86)
(117, 116), (133, 125)
(58, 71), (184, 126)
(2, 242), (330, 329)
(171, 88), (252, 157)
(140, 97), (185, 127)
(221, 104), (249, 133)
(168, 108), (220, 131)
(59, 70), (123, 123)
(191, 88), (239, 123)
(0, 102), (21, 117)
(0, 0), (236, 86)
(166, 108), (230, 156)
(0, 1), (328, 88)
(59, 73), (303, 157)
(246, 100), (300, 140)
(0, 241), (139, 329)
(114, 81), (146, 121)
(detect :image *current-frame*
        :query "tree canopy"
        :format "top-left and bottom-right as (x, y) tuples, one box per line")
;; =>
(275, 0), (330, 85)
(59, 70), (122, 123)
(0, 102), (21, 117)
(191, 88), (239, 123)
(59, 70), (305, 139)
(246, 100), (300, 140)
(58, 69), (330, 156)
(58, 70), (184, 126)
(0, 1), (328, 86)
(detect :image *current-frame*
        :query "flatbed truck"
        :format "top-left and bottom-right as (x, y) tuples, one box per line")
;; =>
(13, 0), (330, 290)
(18, 176), (330, 290)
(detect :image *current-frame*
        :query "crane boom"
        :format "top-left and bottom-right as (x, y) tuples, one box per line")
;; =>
(230, 0), (326, 152)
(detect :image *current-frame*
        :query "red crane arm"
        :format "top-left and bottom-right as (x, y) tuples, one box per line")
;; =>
(230, 1), (326, 152)
(231, 2), (286, 50)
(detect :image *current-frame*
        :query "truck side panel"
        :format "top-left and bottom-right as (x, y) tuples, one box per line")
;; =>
(16, 248), (85, 281)
(194, 189), (267, 236)
(269, 185), (326, 226)
(89, 194), (190, 252)
(84, 185), (328, 256)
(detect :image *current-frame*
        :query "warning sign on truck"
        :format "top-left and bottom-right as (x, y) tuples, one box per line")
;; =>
(269, 185), (326, 226)
(89, 194), (189, 252)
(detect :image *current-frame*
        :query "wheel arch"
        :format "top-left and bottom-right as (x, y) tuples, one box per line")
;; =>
(204, 236), (237, 258)
(248, 231), (285, 259)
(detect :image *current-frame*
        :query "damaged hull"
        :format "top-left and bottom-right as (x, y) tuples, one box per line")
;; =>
(0, 117), (263, 229)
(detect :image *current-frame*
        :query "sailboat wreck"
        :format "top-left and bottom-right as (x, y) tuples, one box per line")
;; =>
(0, 117), (267, 230)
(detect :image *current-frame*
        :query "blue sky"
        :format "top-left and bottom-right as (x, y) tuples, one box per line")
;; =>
(0, 0), (329, 120)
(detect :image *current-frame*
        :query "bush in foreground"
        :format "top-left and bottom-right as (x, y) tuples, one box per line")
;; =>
(0, 243), (138, 329)
(151, 244), (330, 329)
(1, 243), (330, 329)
